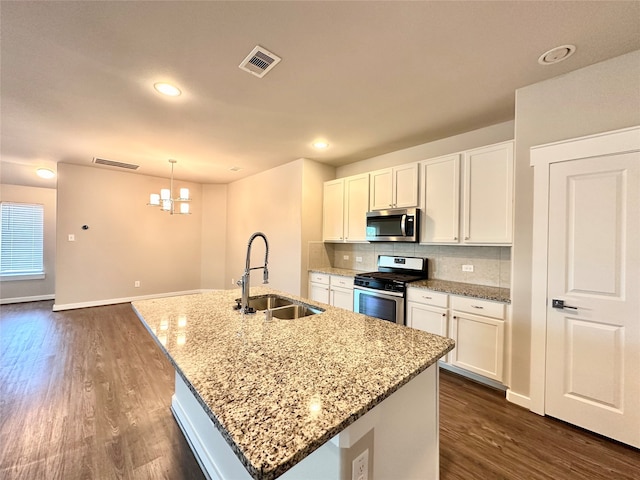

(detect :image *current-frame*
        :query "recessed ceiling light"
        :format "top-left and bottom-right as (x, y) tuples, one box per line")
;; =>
(36, 168), (55, 179)
(154, 82), (182, 97)
(538, 45), (576, 65)
(312, 140), (329, 150)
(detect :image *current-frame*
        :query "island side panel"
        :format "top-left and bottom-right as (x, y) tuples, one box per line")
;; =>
(335, 365), (439, 480)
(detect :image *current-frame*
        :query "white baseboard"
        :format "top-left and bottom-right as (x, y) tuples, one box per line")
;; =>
(506, 389), (531, 409)
(0, 294), (55, 305)
(439, 362), (507, 391)
(52, 290), (204, 311)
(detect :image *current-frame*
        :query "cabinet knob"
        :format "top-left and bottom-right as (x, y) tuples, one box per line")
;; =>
(453, 236), (458, 240)
(442, 313), (446, 317)
(465, 236), (469, 240)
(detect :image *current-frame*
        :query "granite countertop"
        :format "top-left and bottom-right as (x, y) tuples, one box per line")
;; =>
(132, 287), (454, 480)
(409, 279), (511, 304)
(309, 267), (511, 304)
(309, 267), (361, 277)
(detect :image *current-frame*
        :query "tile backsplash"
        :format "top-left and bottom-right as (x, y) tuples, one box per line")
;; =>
(308, 241), (511, 288)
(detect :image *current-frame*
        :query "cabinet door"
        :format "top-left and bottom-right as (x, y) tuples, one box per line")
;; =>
(344, 174), (369, 242)
(407, 301), (449, 363)
(449, 311), (504, 382)
(393, 163), (419, 208)
(369, 168), (394, 210)
(309, 281), (330, 304)
(330, 286), (354, 311)
(462, 141), (514, 244)
(322, 179), (344, 241)
(421, 155), (460, 243)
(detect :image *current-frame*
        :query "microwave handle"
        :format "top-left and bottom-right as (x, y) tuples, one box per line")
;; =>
(400, 214), (407, 236)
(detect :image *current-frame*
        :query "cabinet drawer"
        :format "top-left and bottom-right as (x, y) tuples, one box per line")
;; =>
(309, 272), (330, 285)
(450, 295), (505, 319)
(406, 288), (448, 308)
(330, 275), (354, 289)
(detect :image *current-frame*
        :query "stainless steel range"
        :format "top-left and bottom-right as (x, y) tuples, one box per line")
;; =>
(353, 255), (428, 325)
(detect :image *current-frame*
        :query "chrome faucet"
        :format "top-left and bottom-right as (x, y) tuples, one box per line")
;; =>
(237, 232), (269, 314)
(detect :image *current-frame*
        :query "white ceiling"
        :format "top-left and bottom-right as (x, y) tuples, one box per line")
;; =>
(2, 1), (639, 188)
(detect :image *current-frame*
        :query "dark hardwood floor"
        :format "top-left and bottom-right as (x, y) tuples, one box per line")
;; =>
(1, 301), (638, 479)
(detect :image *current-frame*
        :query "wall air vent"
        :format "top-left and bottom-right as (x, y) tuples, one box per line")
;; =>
(92, 157), (139, 170)
(239, 45), (281, 78)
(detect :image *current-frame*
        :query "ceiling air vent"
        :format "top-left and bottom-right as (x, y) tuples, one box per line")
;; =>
(239, 45), (281, 78)
(92, 157), (139, 170)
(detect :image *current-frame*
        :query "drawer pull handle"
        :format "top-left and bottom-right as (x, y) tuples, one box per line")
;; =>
(423, 296), (432, 300)
(471, 305), (484, 309)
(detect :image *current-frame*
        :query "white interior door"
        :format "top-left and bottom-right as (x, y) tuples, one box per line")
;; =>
(545, 151), (639, 447)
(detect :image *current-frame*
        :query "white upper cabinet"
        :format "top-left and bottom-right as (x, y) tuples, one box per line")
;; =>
(421, 154), (461, 243)
(344, 174), (369, 242)
(420, 141), (514, 245)
(322, 179), (345, 241)
(462, 141), (514, 244)
(322, 174), (369, 242)
(369, 163), (419, 210)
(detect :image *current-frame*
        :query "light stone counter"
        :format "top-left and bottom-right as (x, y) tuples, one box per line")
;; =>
(132, 287), (454, 480)
(309, 267), (511, 303)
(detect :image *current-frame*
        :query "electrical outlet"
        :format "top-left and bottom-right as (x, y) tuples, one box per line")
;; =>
(134, 280), (140, 287)
(462, 264), (474, 272)
(352, 449), (369, 480)
(355, 256), (363, 263)
(343, 255), (349, 260)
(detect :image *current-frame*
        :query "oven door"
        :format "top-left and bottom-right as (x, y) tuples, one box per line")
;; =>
(353, 286), (405, 325)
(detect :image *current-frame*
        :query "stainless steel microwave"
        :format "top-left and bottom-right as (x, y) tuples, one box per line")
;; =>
(365, 208), (419, 242)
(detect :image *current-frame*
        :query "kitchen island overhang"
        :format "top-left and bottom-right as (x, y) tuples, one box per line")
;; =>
(132, 287), (454, 480)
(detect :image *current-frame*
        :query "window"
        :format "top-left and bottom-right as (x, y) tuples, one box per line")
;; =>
(0, 202), (44, 279)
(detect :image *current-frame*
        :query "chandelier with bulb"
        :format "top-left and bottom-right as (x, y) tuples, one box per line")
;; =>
(147, 159), (191, 215)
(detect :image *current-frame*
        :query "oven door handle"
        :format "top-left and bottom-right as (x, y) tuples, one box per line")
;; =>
(400, 214), (407, 237)
(354, 285), (404, 298)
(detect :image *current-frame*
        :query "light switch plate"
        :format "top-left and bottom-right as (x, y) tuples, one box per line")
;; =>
(68, 234), (75, 242)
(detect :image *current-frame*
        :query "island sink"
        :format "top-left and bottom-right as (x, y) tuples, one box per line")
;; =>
(235, 294), (323, 319)
(269, 304), (320, 319)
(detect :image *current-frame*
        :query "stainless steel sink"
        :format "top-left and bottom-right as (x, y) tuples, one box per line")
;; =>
(242, 294), (294, 311)
(269, 304), (322, 320)
(234, 294), (323, 318)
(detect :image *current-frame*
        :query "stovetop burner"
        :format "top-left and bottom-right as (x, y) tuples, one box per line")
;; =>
(353, 255), (428, 293)
(355, 271), (425, 283)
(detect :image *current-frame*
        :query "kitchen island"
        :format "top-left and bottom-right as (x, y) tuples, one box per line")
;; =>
(132, 287), (454, 480)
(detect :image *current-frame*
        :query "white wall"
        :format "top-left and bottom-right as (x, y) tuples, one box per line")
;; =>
(55, 163), (203, 309)
(0, 184), (56, 302)
(225, 160), (305, 297)
(337, 121), (514, 178)
(511, 49), (640, 397)
(201, 184), (228, 290)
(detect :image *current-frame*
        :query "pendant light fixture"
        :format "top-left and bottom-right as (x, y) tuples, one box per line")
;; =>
(148, 159), (191, 215)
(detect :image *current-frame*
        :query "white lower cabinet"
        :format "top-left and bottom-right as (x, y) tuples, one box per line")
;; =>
(406, 289), (449, 362)
(309, 273), (330, 304)
(309, 273), (354, 311)
(407, 287), (506, 383)
(449, 296), (505, 382)
(329, 275), (354, 311)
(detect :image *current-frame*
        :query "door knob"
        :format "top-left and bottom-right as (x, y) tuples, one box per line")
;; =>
(552, 299), (578, 310)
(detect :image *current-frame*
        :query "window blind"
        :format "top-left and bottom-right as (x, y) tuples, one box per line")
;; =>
(0, 202), (44, 275)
